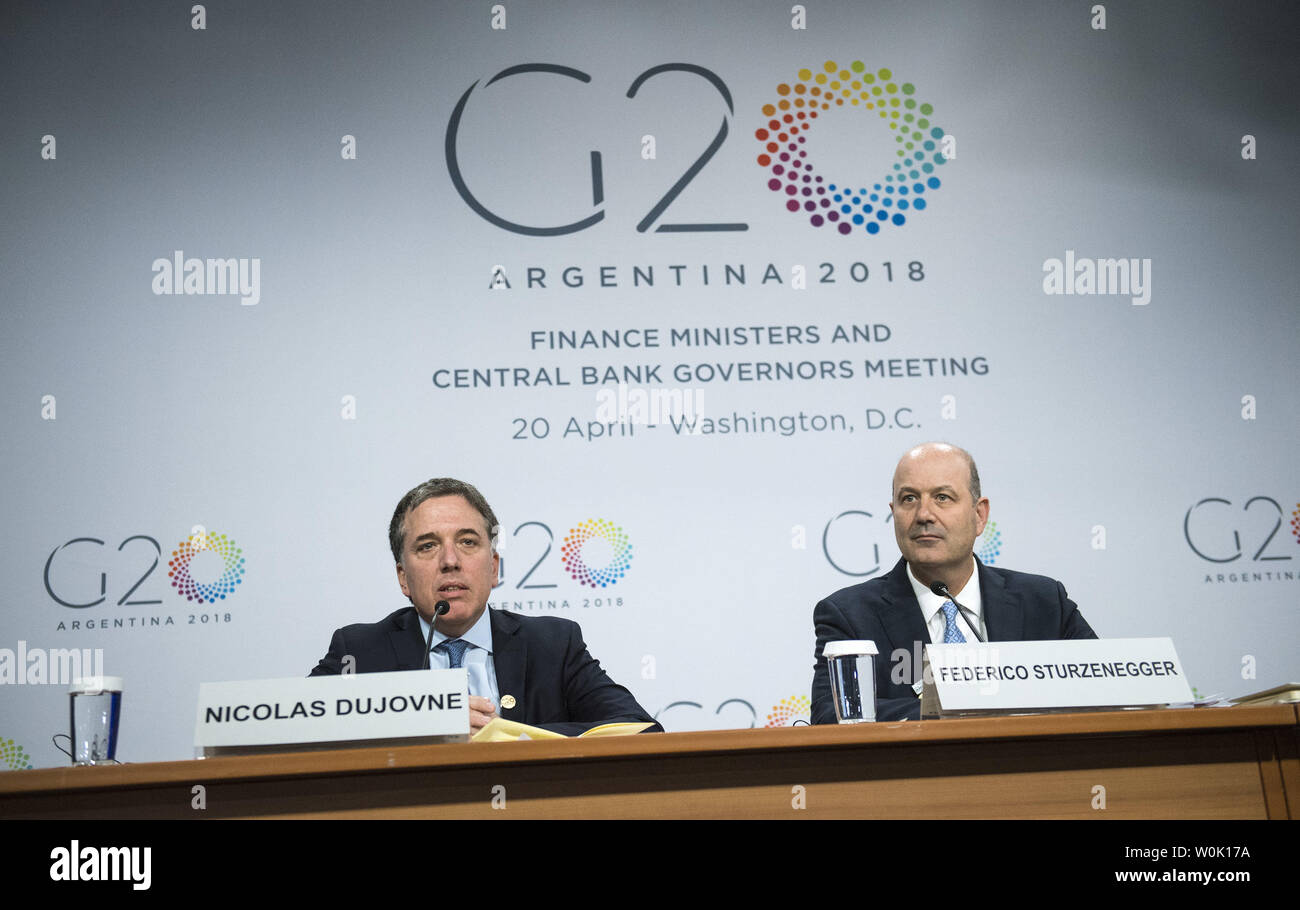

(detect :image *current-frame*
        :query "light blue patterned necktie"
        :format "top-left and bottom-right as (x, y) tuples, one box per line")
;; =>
(439, 638), (470, 668)
(941, 601), (967, 643)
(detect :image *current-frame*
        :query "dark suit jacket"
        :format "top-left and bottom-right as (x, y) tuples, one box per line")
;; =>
(812, 557), (1097, 723)
(310, 607), (661, 736)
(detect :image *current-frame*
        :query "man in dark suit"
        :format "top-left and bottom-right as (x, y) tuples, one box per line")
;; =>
(812, 443), (1096, 723)
(310, 478), (659, 737)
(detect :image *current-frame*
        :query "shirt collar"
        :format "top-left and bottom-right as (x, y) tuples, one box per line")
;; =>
(905, 558), (983, 624)
(417, 605), (494, 654)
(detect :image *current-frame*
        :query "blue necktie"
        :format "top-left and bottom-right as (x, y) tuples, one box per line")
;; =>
(439, 638), (470, 668)
(941, 601), (967, 644)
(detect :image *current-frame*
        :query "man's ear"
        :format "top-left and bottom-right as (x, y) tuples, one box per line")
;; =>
(396, 561), (410, 598)
(974, 497), (990, 535)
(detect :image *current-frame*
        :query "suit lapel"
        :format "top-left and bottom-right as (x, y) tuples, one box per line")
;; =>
(878, 558), (930, 681)
(389, 608), (429, 670)
(489, 609), (526, 721)
(978, 558), (1023, 641)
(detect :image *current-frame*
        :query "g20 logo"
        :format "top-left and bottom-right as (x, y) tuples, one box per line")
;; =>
(44, 528), (245, 608)
(821, 506), (999, 578)
(446, 59), (950, 236)
(756, 60), (950, 235)
(975, 521), (1001, 566)
(499, 519), (632, 590)
(1183, 497), (1298, 563)
(822, 509), (893, 577)
(447, 63), (744, 235)
(764, 695), (811, 727)
(656, 698), (757, 730)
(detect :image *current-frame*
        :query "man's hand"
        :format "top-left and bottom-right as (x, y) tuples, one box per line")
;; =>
(468, 695), (498, 735)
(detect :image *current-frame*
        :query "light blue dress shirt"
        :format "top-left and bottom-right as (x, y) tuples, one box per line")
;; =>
(417, 607), (501, 708)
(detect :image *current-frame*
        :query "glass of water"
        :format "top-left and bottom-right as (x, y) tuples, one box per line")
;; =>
(68, 676), (123, 765)
(824, 641), (878, 723)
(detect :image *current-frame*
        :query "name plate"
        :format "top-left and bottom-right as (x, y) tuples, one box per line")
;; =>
(194, 669), (469, 754)
(920, 637), (1192, 717)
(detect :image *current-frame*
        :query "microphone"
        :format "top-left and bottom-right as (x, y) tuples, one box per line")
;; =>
(421, 600), (452, 670)
(929, 580), (984, 642)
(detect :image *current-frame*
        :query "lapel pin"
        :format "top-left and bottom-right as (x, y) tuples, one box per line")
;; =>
(500, 694), (516, 710)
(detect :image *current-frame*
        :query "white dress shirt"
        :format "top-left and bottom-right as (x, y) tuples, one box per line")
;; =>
(906, 559), (985, 696)
(906, 558), (986, 644)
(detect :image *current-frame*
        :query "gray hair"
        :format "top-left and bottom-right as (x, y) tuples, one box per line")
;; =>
(388, 478), (500, 563)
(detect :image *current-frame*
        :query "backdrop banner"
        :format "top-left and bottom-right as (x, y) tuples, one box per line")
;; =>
(2, 0), (1297, 765)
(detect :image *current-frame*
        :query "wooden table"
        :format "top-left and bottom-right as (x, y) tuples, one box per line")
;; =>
(2, 705), (1295, 818)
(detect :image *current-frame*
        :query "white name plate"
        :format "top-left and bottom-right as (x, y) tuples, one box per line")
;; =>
(194, 669), (469, 753)
(921, 637), (1192, 716)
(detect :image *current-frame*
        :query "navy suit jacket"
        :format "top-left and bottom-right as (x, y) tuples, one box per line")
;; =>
(310, 607), (661, 736)
(812, 557), (1097, 723)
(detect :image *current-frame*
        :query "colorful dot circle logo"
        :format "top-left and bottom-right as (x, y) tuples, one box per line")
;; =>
(755, 60), (950, 235)
(560, 519), (632, 588)
(168, 530), (245, 603)
(976, 520), (1002, 566)
(1, 737), (34, 771)
(1291, 503), (1300, 544)
(765, 695), (811, 727)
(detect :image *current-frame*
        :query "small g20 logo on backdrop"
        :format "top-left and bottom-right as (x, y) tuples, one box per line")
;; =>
(822, 509), (892, 578)
(975, 521), (1001, 565)
(560, 519), (633, 588)
(44, 528), (246, 608)
(821, 509), (999, 578)
(765, 695), (811, 727)
(1183, 496), (1297, 563)
(0, 737), (34, 771)
(168, 530), (245, 603)
(499, 519), (633, 590)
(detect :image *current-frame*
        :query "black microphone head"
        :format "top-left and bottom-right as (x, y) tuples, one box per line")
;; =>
(929, 580), (950, 598)
(434, 600), (451, 617)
